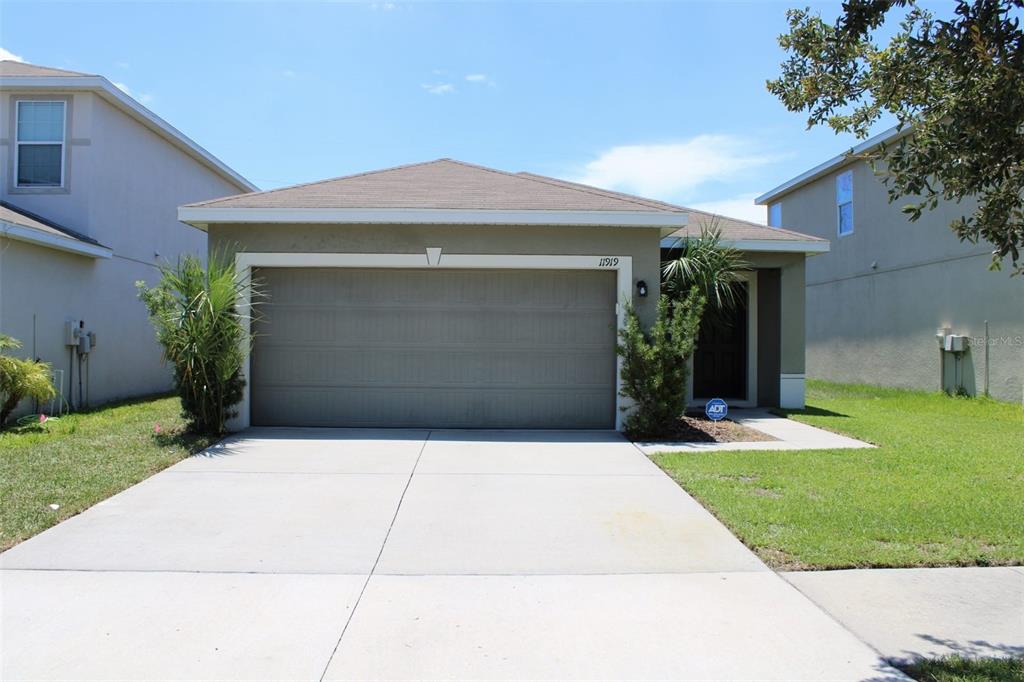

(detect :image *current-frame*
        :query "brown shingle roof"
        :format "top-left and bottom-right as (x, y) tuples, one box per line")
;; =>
(186, 159), (686, 213)
(0, 60), (93, 77)
(663, 209), (827, 243)
(514, 173), (824, 243)
(185, 158), (823, 243)
(0, 201), (107, 248)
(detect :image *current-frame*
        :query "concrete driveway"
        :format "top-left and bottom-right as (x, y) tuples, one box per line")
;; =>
(1, 429), (904, 681)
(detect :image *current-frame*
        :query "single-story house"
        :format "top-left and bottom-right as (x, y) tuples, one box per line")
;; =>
(178, 159), (828, 431)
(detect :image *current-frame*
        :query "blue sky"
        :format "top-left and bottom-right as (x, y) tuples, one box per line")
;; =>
(2, 1), (897, 223)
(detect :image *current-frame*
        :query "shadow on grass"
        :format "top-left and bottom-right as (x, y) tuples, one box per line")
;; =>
(894, 654), (1023, 682)
(152, 429), (220, 455)
(771, 405), (852, 419)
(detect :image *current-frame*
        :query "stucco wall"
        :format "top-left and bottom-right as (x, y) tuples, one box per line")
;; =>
(771, 158), (1024, 403)
(745, 252), (807, 376)
(0, 238), (170, 411)
(208, 223), (663, 327)
(0, 89), (248, 413)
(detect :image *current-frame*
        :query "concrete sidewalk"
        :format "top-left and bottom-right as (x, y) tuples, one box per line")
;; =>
(1, 428), (905, 681)
(637, 408), (875, 453)
(785, 567), (1024, 663)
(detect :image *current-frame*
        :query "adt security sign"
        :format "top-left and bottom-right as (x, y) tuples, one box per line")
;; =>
(705, 398), (728, 421)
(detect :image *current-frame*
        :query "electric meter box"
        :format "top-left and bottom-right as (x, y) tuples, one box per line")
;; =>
(944, 334), (968, 352)
(64, 320), (81, 346)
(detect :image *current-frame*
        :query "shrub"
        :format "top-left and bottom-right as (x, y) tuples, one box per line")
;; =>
(617, 290), (705, 440)
(137, 253), (259, 435)
(0, 335), (57, 429)
(662, 221), (749, 314)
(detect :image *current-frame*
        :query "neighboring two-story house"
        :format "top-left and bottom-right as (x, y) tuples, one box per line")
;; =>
(0, 61), (254, 414)
(756, 126), (1024, 403)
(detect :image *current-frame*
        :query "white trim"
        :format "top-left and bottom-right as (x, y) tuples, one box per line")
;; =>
(835, 170), (855, 238)
(231, 252), (633, 432)
(178, 206), (687, 230)
(688, 271), (758, 408)
(720, 239), (830, 254)
(14, 99), (66, 188)
(756, 124), (909, 204)
(1, 75), (256, 192)
(0, 221), (112, 258)
(779, 373), (806, 409)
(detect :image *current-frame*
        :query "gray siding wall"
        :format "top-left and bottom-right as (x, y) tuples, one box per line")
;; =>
(0, 90), (247, 412)
(771, 159), (1024, 402)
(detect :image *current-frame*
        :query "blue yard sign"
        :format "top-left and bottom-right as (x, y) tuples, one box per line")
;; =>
(705, 398), (728, 422)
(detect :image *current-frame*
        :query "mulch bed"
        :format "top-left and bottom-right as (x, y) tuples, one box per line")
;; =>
(649, 414), (778, 443)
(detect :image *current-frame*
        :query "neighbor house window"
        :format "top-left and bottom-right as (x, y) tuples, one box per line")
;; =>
(836, 170), (853, 236)
(768, 202), (782, 228)
(16, 101), (66, 188)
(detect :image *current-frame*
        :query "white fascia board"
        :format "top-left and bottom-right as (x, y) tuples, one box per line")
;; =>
(755, 124), (909, 205)
(177, 206), (688, 229)
(659, 235), (830, 254)
(0, 76), (257, 193)
(722, 239), (830, 254)
(0, 221), (113, 259)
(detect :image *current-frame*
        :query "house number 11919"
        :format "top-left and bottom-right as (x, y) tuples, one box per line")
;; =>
(598, 257), (619, 267)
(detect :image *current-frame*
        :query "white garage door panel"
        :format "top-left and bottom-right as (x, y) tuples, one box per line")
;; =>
(251, 268), (617, 428)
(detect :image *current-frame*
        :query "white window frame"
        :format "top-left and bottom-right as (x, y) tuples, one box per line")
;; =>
(230, 250), (635, 432)
(14, 100), (67, 189)
(836, 170), (853, 237)
(768, 203), (782, 228)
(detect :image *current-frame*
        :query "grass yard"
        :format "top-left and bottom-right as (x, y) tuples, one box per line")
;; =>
(0, 395), (216, 551)
(653, 381), (1024, 570)
(896, 656), (1024, 682)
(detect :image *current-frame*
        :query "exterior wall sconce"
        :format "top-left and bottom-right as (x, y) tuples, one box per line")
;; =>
(636, 280), (648, 297)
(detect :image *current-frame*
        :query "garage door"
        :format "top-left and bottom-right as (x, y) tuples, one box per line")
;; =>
(250, 267), (618, 428)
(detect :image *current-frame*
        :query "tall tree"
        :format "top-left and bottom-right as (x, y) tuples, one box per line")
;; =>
(768, 0), (1024, 274)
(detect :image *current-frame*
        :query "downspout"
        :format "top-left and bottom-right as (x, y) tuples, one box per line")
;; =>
(984, 320), (990, 398)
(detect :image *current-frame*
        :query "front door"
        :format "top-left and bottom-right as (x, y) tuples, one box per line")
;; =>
(693, 284), (747, 400)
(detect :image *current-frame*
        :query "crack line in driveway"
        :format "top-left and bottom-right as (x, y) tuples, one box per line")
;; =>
(316, 429), (432, 682)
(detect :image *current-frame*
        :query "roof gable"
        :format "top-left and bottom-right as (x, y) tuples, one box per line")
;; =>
(187, 159), (685, 213)
(0, 61), (255, 192)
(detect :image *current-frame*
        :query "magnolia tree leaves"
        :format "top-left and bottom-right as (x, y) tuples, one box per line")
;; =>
(768, 0), (1024, 275)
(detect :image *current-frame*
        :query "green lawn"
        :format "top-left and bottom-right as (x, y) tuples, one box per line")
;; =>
(653, 381), (1024, 569)
(0, 395), (216, 551)
(896, 656), (1024, 682)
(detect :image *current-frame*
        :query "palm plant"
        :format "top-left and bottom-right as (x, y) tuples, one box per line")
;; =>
(661, 219), (750, 313)
(0, 335), (57, 429)
(137, 253), (260, 435)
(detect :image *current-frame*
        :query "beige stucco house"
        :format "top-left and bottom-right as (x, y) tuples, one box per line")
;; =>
(0, 61), (254, 415)
(179, 159), (827, 431)
(756, 126), (1024, 403)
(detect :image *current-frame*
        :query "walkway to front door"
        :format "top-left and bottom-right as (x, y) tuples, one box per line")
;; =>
(1, 429), (905, 680)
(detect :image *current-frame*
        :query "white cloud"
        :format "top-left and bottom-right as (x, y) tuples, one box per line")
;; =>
(282, 69), (297, 79)
(690, 193), (767, 225)
(370, 2), (396, 9)
(112, 81), (154, 105)
(465, 73), (494, 86)
(573, 135), (776, 199)
(0, 47), (24, 62)
(421, 82), (454, 95)
(115, 61), (130, 69)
